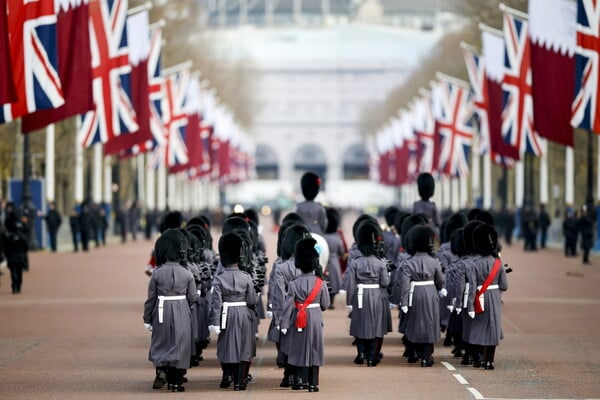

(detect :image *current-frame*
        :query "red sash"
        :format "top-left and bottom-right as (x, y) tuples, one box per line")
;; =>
(295, 278), (323, 329)
(474, 258), (502, 314)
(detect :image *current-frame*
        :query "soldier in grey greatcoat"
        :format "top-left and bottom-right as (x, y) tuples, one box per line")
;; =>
(466, 223), (508, 370)
(346, 222), (391, 367)
(271, 223), (311, 387)
(459, 220), (484, 365)
(323, 207), (345, 308)
(280, 237), (330, 392)
(446, 228), (467, 359)
(209, 232), (258, 391)
(412, 172), (441, 232)
(398, 225), (444, 367)
(296, 172), (328, 235)
(143, 229), (198, 392)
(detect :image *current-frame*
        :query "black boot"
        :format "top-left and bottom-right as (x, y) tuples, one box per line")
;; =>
(152, 368), (167, 389)
(280, 365), (294, 387)
(219, 363), (233, 388)
(233, 363), (246, 391)
(354, 339), (365, 365)
(308, 366), (319, 392)
(292, 367), (308, 390)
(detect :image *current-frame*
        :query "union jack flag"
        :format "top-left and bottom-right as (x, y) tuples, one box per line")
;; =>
(146, 28), (165, 152)
(572, 0), (600, 132)
(501, 12), (543, 157)
(162, 69), (189, 167)
(1, 0), (64, 123)
(78, 0), (138, 147)
(435, 79), (474, 178)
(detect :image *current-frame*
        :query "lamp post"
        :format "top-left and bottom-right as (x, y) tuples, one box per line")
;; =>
(21, 133), (39, 251)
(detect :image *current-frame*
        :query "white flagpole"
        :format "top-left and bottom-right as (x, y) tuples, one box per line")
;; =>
(471, 134), (481, 207)
(442, 177), (451, 210)
(483, 155), (492, 209)
(167, 174), (175, 210)
(433, 177), (442, 209)
(93, 143), (102, 203)
(137, 153), (145, 207)
(451, 178), (460, 211)
(45, 125), (55, 202)
(597, 136), (600, 202)
(75, 119), (84, 203)
(157, 165), (166, 211)
(146, 164), (155, 211)
(515, 160), (524, 208)
(540, 140), (549, 205)
(565, 147), (574, 206)
(460, 176), (468, 209)
(103, 157), (111, 204)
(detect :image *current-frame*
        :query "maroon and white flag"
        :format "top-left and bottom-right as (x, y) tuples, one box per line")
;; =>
(529, 0), (576, 147)
(0, 0), (16, 104)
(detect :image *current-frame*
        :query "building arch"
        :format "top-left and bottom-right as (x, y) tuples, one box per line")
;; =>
(293, 143), (328, 180)
(255, 144), (279, 179)
(343, 143), (369, 179)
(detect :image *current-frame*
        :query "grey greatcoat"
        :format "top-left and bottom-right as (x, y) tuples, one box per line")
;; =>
(323, 232), (344, 295)
(272, 258), (303, 354)
(296, 200), (327, 235)
(399, 252), (444, 343)
(280, 273), (330, 367)
(267, 256), (284, 343)
(341, 244), (362, 292)
(143, 261), (198, 369)
(456, 255), (476, 342)
(209, 267), (258, 363)
(466, 256), (508, 346)
(346, 255), (392, 339)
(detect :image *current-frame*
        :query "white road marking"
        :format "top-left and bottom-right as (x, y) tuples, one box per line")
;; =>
(441, 361), (456, 371)
(467, 387), (484, 399)
(453, 374), (468, 385)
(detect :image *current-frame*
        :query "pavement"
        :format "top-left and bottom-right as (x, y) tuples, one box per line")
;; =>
(1, 215), (599, 400)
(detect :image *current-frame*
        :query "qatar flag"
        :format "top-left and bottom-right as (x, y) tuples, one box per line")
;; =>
(529, 0), (576, 147)
(0, 0), (16, 104)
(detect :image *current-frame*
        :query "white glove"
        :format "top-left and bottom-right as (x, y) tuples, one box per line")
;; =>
(339, 289), (346, 295)
(346, 305), (353, 312)
(446, 305), (454, 313)
(266, 311), (273, 319)
(280, 328), (288, 335)
(468, 311), (475, 319)
(144, 323), (152, 332)
(439, 288), (448, 298)
(401, 306), (408, 314)
(456, 307), (462, 315)
(209, 325), (221, 334)
(390, 303), (397, 310)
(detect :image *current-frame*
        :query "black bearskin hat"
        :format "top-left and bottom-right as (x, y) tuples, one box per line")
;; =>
(155, 228), (187, 266)
(393, 210), (410, 234)
(282, 212), (304, 225)
(277, 220), (305, 258)
(467, 208), (482, 221)
(462, 220), (483, 255)
(400, 214), (427, 251)
(159, 211), (184, 233)
(384, 206), (400, 227)
(222, 216), (250, 235)
(417, 172), (435, 200)
(408, 225), (435, 256)
(243, 208), (259, 226)
(301, 171), (322, 201)
(325, 207), (341, 234)
(294, 237), (320, 273)
(356, 221), (383, 257)
(472, 223), (498, 257)
(352, 214), (379, 241)
(187, 224), (210, 249)
(450, 228), (467, 257)
(475, 210), (495, 226)
(444, 212), (468, 243)
(219, 232), (244, 266)
(282, 223), (311, 260)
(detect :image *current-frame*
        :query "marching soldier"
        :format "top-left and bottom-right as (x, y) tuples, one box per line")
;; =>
(296, 171), (328, 235)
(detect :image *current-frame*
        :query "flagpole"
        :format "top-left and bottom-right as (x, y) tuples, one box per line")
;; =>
(478, 23), (503, 38)
(127, 2), (152, 16)
(146, 162), (155, 211)
(586, 130), (594, 211)
(75, 119), (84, 204)
(161, 60), (193, 77)
(157, 165), (166, 212)
(435, 72), (470, 89)
(515, 160), (524, 208)
(483, 154), (492, 209)
(137, 153), (145, 208)
(45, 125), (55, 202)
(93, 143), (102, 204)
(565, 146), (574, 207)
(499, 3), (529, 20)
(540, 139), (548, 206)
(471, 133), (480, 207)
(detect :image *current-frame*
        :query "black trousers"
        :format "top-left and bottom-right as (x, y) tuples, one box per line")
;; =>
(8, 262), (25, 292)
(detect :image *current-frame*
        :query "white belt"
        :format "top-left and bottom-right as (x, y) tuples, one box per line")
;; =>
(221, 301), (247, 329)
(357, 284), (380, 309)
(296, 303), (321, 332)
(408, 280), (434, 307)
(158, 295), (186, 323)
(463, 282), (470, 308)
(475, 285), (499, 312)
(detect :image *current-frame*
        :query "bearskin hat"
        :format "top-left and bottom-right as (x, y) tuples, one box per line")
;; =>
(219, 232), (244, 266)
(417, 172), (435, 200)
(282, 223), (311, 260)
(301, 171), (322, 201)
(325, 207), (341, 233)
(450, 228), (467, 257)
(467, 208), (482, 221)
(384, 206), (400, 227)
(444, 212), (468, 243)
(243, 208), (259, 226)
(400, 214), (427, 251)
(282, 212), (304, 225)
(187, 224), (210, 249)
(408, 225), (435, 255)
(277, 220), (305, 258)
(155, 228), (187, 266)
(159, 211), (184, 233)
(356, 221), (383, 257)
(222, 216), (250, 235)
(393, 210), (410, 234)
(352, 214), (379, 241)
(472, 223), (498, 257)
(294, 237), (320, 273)
(475, 210), (495, 226)
(462, 220), (483, 255)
